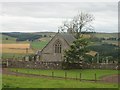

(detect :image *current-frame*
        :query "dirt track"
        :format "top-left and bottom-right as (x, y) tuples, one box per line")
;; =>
(2, 68), (119, 84)
(101, 74), (120, 84)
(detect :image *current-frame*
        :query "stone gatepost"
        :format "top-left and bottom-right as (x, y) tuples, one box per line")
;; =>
(6, 59), (8, 67)
(25, 56), (29, 61)
(32, 56), (35, 61)
(97, 53), (99, 64)
(36, 55), (39, 61)
(106, 57), (108, 64)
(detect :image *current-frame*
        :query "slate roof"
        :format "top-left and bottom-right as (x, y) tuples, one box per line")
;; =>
(36, 33), (75, 55)
(59, 33), (76, 45)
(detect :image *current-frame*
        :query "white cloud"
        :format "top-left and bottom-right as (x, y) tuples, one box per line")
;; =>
(1, 15), (67, 32)
(0, 2), (118, 32)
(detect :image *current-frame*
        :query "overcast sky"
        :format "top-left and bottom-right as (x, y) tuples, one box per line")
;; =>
(0, 2), (118, 33)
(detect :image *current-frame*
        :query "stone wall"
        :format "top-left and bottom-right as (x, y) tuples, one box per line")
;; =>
(82, 63), (119, 70)
(7, 60), (62, 69)
(2, 60), (119, 70)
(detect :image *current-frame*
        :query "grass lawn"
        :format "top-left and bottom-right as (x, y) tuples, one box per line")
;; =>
(0, 74), (2, 89)
(10, 68), (118, 80)
(2, 75), (118, 88)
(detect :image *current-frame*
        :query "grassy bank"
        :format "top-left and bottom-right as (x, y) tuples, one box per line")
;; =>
(2, 75), (118, 88)
(10, 68), (118, 80)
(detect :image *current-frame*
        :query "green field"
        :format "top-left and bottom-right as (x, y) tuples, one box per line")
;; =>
(1, 53), (31, 59)
(10, 68), (118, 80)
(2, 75), (118, 88)
(94, 33), (118, 38)
(1, 34), (30, 44)
(1, 34), (16, 43)
(30, 41), (48, 51)
(102, 40), (119, 45)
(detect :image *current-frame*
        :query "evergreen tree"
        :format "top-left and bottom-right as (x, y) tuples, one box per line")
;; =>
(62, 38), (89, 69)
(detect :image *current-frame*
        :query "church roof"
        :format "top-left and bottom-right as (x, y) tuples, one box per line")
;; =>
(36, 32), (75, 55)
(59, 33), (76, 45)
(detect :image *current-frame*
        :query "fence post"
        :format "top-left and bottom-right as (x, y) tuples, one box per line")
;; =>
(95, 73), (97, 82)
(76, 74), (77, 80)
(65, 72), (67, 80)
(16, 69), (18, 77)
(112, 75), (113, 83)
(80, 73), (81, 81)
(16, 69), (18, 72)
(52, 71), (54, 78)
(27, 69), (29, 74)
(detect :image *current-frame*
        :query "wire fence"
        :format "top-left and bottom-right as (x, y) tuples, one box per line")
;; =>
(13, 69), (99, 82)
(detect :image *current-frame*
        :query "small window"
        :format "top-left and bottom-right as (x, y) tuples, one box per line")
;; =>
(54, 40), (62, 53)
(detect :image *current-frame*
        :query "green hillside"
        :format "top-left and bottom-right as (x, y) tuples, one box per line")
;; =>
(94, 33), (118, 38)
(1, 34), (17, 43)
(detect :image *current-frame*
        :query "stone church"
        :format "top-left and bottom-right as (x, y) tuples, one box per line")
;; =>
(37, 32), (75, 62)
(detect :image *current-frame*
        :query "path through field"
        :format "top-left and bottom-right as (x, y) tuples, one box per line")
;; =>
(101, 74), (120, 83)
(2, 68), (119, 84)
(2, 68), (96, 82)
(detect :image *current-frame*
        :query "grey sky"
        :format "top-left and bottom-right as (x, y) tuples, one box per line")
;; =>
(0, 2), (118, 32)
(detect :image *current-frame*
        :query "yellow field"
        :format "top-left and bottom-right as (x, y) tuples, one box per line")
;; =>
(1, 44), (34, 54)
(1, 44), (30, 49)
(2, 48), (34, 54)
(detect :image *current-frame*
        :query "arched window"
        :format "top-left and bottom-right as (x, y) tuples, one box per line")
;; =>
(54, 40), (62, 53)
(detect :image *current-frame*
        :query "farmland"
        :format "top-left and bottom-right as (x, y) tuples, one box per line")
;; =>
(2, 69), (118, 88)
(1, 32), (119, 60)
(1, 44), (30, 49)
(1, 34), (17, 43)
(3, 75), (117, 88)
(1, 44), (34, 54)
(10, 68), (118, 80)
(1, 33), (52, 59)
(30, 37), (51, 51)
(1, 53), (29, 59)
(94, 33), (118, 39)
(102, 40), (119, 46)
(2, 75), (118, 88)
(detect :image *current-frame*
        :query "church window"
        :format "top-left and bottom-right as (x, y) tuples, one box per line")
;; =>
(54, 40), (62, 53)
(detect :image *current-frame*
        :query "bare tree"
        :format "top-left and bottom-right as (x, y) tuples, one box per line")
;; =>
(59, 12), (95, 39)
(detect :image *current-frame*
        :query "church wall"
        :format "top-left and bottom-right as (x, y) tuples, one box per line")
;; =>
(41, 33), (70, 62)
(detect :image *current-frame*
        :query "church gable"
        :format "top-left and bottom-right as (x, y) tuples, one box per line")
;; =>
(41, 33), (69, 54)
(40, 33), (71, 62)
